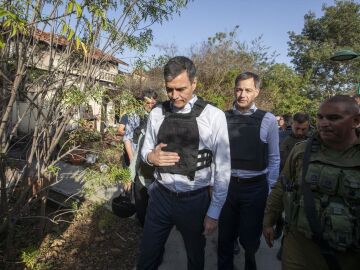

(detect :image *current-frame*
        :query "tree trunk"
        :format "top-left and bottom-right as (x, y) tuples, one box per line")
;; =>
(0, 157), (9, 233)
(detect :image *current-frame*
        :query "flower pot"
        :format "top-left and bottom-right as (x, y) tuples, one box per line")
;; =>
(68, 149), (86, 165)
(111, 195), (136, 218)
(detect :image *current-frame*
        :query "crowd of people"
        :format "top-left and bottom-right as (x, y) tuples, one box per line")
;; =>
(115, 56), (360, 270)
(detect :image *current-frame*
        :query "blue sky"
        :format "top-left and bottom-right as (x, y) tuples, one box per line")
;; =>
(124, 0), (336, 69)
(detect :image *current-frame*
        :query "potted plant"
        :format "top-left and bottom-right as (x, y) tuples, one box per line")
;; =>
(61, 127), (101, 165)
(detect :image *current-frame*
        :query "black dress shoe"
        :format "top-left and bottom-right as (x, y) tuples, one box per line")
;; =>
(245, 252), (257, 270)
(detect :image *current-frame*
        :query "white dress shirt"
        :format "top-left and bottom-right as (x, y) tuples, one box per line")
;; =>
(141, 95), (231, 219)
(231, 103), (280, 190)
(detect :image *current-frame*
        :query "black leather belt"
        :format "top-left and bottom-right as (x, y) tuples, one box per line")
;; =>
(156, 181), (209, 198)
(231, 174), (266, 184)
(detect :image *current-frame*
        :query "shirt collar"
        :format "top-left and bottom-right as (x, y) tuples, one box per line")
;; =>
(232, 102), (257, 115)
(170, 95), (197, 113)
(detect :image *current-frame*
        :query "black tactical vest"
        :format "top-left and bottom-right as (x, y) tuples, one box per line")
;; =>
(225, 109), (268, 170)
(157, 98), (212, 180)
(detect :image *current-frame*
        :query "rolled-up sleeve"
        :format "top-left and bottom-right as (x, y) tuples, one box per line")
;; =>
(141, 111), (157, 164)
(207, 110), (231, 219)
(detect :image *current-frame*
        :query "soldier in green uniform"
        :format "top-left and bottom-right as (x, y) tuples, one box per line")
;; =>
(280, 112), (310, 170)
(263, 95), (360, 270)
(274, 112), (310, 257)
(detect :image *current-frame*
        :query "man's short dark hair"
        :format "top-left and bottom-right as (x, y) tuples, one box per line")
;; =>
(293, 112), (309, 124)
(164, 56), (196, 83)
(322, 95), (359, 115)
(141, 89), (158, 100)
(234, 71), (261, 89)
(283, 114), (293, 127)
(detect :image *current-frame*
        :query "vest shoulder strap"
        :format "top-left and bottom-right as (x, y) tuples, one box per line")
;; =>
(192, 97), (208, 117)
(161, 98), (208, 117)
(224, 110), (233, 117)
(161, 100), (172, 115)
(250, 109), (267, 121)
(224, 108), (266, 120)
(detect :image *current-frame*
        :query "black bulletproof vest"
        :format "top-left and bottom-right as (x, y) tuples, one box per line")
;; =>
(157, 98), (212, 180)
(225, 109), (268, 170)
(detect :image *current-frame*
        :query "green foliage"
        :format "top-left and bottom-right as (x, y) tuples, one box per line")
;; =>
(47, 165), (61, 176)
(98, 146), (122, 164)
(68, 127), (101, 146)
(191, 27), (277, 110)
(198, 91), (228, 110)
(112, 90), (145, 117)
(288, 0), (360, 95)
(262, 64), (319, 118)
(21, 246), (49, 270)
(62, 87), (87, 106)
(0, 6), (27, 48)
(82, 166), (131, 197)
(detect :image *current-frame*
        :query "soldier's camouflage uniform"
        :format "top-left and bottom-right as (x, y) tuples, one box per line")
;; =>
(264, 133), (360, 270)
(280, 134), (306, 170)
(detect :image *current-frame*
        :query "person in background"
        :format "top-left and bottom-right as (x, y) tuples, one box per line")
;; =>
(279, 114), (293, 144)
(274, 112), (310, 260)
(123, 91), (158, 166)
(279, 112), (310, 170)
(218, 71), (280, 270)
(276, 115), (285, 130)
(263, 95), (360, 270)
(116, 113), (129, 137)
(122, 90), (157, 225)
(137, 56), (231, 270)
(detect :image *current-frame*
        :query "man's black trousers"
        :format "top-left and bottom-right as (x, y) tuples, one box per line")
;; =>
(134, 175), (149, 227)
(137, 181), (210, 270)
(218, 175), (268, 270)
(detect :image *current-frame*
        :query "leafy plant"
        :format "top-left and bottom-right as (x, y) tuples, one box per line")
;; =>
(21, 246), (49, 270)
(82, 165), (131, 197)
(46, 165), (61, 177)
(98, 146), (123, 165)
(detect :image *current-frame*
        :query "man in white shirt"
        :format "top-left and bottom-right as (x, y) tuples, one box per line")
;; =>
(137, 56), (231, 270)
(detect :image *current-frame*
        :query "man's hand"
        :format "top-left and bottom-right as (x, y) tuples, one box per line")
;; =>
(147, 143), (180, 166)
(263, 227), (274, 248)
(123, 182), (132, 193)
(203, 215), (218, 236)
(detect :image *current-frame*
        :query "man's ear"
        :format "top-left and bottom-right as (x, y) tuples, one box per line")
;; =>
(353, 113), (360, 129)
(191, 77), (197, 91)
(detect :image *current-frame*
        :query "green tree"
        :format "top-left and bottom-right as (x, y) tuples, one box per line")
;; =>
(288, 0), (360, 96)
(190, 27), (277, 109)
(0, 0), (191, 261)
(262, 64), (318, 118)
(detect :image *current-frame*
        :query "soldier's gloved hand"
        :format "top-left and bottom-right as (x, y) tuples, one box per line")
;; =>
(148, 143), (180, 166)
(263, 227), (274, 248)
